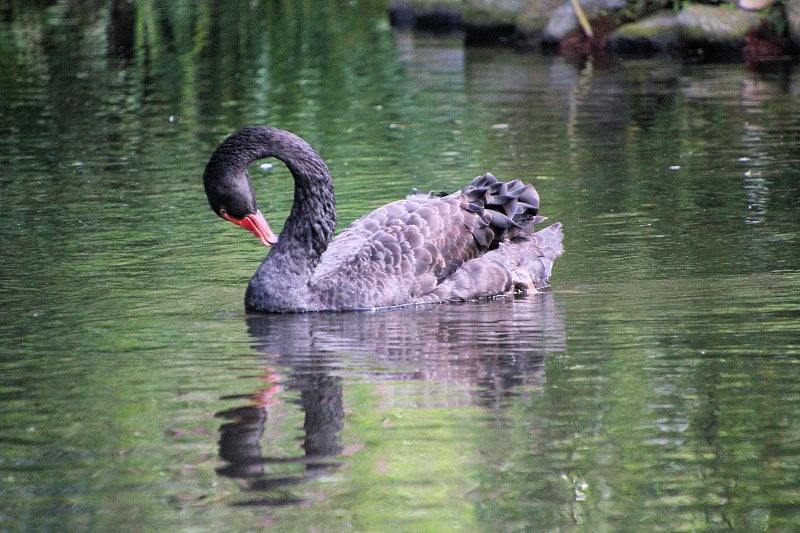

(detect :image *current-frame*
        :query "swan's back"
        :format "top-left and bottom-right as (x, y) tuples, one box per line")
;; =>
(310, 173), (563, 310)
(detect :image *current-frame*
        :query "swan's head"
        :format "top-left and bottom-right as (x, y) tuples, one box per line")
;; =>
(204, 169), (277, 247)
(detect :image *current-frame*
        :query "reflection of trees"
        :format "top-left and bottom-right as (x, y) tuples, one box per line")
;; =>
(1, 0), (397, 150)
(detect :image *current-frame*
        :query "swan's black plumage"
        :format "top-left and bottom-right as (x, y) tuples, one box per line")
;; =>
(203, 126), (563, 312)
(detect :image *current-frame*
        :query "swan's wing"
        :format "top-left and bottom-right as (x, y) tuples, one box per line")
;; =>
(311, 193), (481, 309)
(311, 173), (555, 309)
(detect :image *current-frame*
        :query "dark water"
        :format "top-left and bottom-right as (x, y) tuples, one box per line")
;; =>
(2, 1), (800, 531)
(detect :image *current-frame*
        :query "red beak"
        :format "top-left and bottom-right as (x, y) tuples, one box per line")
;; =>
(222, 209), (277, 246)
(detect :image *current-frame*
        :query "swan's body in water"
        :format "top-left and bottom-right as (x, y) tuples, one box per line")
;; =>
(203, 126), (563, 312)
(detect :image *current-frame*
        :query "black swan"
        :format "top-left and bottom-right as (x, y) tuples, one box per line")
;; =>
(203, 126), (563, 312)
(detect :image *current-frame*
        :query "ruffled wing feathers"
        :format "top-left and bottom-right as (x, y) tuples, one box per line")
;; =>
(310, 173), (562, 309)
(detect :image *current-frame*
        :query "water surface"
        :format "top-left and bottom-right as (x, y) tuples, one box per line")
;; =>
(1, 1), (799, 531)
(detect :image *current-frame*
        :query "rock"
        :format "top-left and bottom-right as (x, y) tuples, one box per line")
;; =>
(401, 0), (789, 60)
(389, 0), (463, 32)
(542, 0), (627, 43)
(786, 0), (800, 48)
(739, 0), (778, 10)
(608, 5), (766, 56)
(677, 4), (763, 46)
(464, 0), (565, 44)
(607, 12), (681, 54)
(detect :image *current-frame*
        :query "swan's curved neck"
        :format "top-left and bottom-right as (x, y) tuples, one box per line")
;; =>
(207, 126), (336, 311)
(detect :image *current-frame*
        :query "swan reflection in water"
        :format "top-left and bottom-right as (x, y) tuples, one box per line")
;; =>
(215, 294), (565, 506)
(215, 373), (343, 507)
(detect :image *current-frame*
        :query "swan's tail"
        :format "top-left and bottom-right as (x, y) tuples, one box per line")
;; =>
(515, 222), (564, 290)
(411, 173), (563, 303)
(412, 222), (564, 305)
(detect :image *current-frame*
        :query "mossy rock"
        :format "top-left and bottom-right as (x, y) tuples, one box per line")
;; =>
(607, 12), (681, 52)
(465, 0), (563, 31)
(677, 4), (763, 44)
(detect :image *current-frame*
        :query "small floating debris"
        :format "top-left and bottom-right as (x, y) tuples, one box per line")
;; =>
(491, 123), (510, 130)
(259, 163), (274, 172)
(669, 165), (680, 170)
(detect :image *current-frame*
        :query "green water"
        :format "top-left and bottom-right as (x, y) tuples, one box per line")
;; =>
(2, 1), (799, 531)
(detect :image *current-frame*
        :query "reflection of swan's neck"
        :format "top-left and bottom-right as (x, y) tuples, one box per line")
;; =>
(238, 127), (336, 312)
